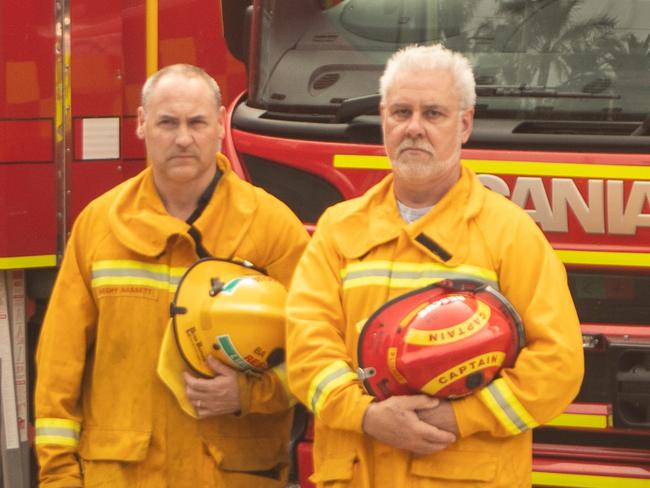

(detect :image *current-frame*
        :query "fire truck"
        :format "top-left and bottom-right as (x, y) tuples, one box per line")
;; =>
(0, 0), (246, 484)
(2, 0), (650, 486)
(222, 0), (650, 487)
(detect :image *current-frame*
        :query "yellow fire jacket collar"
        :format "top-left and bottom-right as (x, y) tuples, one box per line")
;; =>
(328, 165), (487, 267)
(107, 153), (258, 259)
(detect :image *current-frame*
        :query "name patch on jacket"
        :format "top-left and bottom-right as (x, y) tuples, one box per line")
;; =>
(91, 260), (185, 301)
(95, 285), (159, 300)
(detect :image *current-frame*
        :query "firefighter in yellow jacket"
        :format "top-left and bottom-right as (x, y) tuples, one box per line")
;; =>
(35, 64), (309, 487)
(286, 45), (584, 487)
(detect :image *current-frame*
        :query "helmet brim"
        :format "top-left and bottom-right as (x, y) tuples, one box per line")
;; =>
(157, 320), (198, 418)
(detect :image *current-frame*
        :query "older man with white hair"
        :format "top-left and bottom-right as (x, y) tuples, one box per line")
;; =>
(286, 44), (583, 487)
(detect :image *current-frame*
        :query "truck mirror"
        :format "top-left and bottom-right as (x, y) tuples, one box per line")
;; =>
(222, 0), (252, 63)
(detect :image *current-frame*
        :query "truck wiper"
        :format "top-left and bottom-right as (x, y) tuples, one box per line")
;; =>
(334, 84), (623, 125)
(476, 85), (620, 100)
(334, 94), (380, 123)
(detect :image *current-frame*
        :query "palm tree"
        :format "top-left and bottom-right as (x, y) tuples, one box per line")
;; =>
(471, 0), (617, 87)
(599, 32), (650, 81)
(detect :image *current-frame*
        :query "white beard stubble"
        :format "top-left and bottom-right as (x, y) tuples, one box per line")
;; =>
(391, 131), (462, 184)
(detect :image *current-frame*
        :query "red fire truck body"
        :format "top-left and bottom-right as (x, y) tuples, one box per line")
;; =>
(223, 1), (650, 486)
(0, 0), (246, 269)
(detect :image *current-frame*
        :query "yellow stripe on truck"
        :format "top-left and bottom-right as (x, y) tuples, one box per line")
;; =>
(463, 159), (650, 180)
(556, 250), (650, 268)
(333, 154), (650, 181)
(533, 471), (650, 487)
(545, 411), (611, 429)
(0, 255), (57, 269)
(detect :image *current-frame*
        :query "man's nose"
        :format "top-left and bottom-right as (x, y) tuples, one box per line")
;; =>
(175, 124), (193, 146)
(405, 111), (424, 138)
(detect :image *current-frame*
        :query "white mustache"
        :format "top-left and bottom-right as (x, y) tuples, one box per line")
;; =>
(397, 140), (434, 154)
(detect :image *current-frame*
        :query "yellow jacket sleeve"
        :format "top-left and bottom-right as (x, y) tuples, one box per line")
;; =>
(286, 212), (374, 433)
(34, 211), (97, 486)
(237, 363), (295, 415)
(454, 211), (584, 438)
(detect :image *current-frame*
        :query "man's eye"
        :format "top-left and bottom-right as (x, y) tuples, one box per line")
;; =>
(393, 109), (410, 118)
(158, 119), (176, 127)
(425, 109), (442, 119)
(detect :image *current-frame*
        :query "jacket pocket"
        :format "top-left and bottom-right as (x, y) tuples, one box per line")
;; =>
(410, 450), (497, 482)
(203, 435), (287, 472)
(78, 428), (151, 462)
(309, 454), (356, 484)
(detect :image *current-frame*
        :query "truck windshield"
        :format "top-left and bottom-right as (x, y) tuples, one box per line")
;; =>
(251, 0), (650, 122)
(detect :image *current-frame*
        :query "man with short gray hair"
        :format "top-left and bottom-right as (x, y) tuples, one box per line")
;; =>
(35, 64), (308, 487)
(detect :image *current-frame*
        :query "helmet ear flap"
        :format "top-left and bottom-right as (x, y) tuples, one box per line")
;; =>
(357, 279), (525, 400)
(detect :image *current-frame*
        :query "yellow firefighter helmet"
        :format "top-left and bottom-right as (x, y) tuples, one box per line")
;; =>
(157, 258), (287, 416)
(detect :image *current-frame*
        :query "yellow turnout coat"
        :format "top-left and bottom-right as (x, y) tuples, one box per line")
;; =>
(286, 165), (583, 487)
(35, 154), (309, 487)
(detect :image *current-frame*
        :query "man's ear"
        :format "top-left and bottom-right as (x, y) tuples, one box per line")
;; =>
(136, 106), (145, 140)
(379, 102), (387, 125)
(460, 108), (474, 144)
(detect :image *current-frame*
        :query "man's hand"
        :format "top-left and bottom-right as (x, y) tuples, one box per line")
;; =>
(416, 399), (459, 437)
(362, 395), (457, 455)
(184, 356), (241, 418)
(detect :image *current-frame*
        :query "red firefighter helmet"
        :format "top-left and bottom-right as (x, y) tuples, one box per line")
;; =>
(357, 279), (525, 400)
